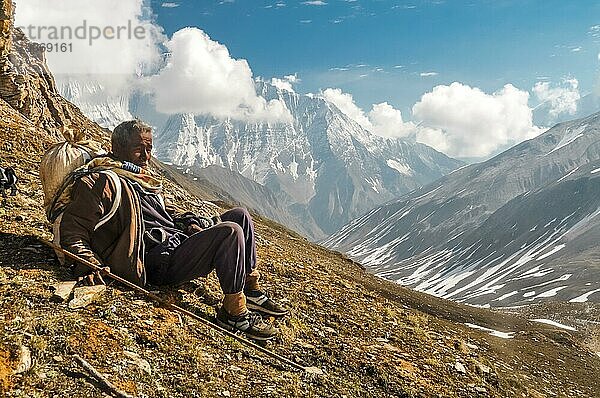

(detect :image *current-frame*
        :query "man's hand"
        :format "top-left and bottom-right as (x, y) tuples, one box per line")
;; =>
(77, 267), (110, 286)
(186, 223), (204, 235)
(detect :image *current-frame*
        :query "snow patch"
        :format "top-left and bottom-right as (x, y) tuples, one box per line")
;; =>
(289, 158), (299, 180)
(530, 319), (576, 331)
(464, 323), (514, 339)
(535, 286), (567, 298)
(557, 167), (579, 182)
(569, 288), (600, 303)
(496, 291), (518, 301)
(546, 125), (586, 155)
(386, 159), (414, 176)
(536, 244), (565, 261)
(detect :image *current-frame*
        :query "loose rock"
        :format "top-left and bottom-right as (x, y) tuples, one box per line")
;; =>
(472, 359), (491, 375)
(124, 350), (151, 374)
(51, 281), (77, 303)
(303, 366), (324, 375)
(454, 362), (466, 374)
(13, 345), (32, 374)
(68, 285), (106, 309)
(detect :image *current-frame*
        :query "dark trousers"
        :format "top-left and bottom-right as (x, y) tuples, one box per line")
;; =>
(146, 207), (257, 294)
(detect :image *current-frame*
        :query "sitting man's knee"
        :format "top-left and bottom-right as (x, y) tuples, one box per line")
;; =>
(230, 207), (251, 219)
(219, 221), (245, 240)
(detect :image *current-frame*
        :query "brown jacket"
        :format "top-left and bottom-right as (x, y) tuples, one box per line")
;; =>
(59, 172), (146, 285)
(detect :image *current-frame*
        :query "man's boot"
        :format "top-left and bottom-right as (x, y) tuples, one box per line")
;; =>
(217, 292), (278, 341)
(244, 270), (289, 318)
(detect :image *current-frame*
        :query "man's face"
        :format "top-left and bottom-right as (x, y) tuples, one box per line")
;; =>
(121, 130), (153, 169)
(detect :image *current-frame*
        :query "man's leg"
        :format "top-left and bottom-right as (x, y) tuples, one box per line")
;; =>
(159, 221), (277, 340)
(9, 184), (16, 196)
(220, 207), (260, 290)
(162, 222), (247, 302)
(220, 207), (288, 317)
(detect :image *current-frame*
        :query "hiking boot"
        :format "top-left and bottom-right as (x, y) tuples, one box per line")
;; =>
(216, 307), (278, 341)
(244, 289), (289, 317)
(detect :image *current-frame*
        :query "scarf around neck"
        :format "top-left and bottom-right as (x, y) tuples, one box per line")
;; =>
(47, 156), (163, 222)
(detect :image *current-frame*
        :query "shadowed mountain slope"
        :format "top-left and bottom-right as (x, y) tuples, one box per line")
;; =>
(325, 112), (600, 307)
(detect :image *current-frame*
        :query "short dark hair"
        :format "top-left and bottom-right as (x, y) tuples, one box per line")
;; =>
(112, 120), (152, 153)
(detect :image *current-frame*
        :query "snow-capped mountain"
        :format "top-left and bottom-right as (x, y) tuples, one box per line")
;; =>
(154, 81), (463, 236)
(324, 112), (600, 306)
(60, 79), (463, 238)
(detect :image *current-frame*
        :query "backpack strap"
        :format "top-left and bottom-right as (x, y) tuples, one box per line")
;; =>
(52, 170), (124, 263)
(94, 170), (122, 231)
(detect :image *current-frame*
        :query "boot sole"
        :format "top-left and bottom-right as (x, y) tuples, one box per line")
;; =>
(247, 302), (289, 317)
(215, 317), (277, 341)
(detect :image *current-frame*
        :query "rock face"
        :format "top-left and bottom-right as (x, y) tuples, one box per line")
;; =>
(0, 0), (12, 58)
(0, 0), (105, 138)
(324, 112), (600, 306)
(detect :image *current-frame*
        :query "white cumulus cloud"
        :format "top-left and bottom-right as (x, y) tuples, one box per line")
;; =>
(412, 82), (543, 158)
(322, 88), (372, 129)
(532, 78), (580, 120)
(15, 0), (164, 94)
(146, 28), (292, 123)
(368, 102), (415, 138)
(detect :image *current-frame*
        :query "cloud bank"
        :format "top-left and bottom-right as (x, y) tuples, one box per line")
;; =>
(322, 83), (543, 158)
(271, 74), (300, 93)
(16, 0), (292, 123)
(322, 88), (415, 138)
(15, 0), (164, 93)
(146, 28), (292, 122)
(413, 83), (542, 158)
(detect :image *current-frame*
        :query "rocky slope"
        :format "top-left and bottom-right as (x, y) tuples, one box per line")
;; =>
(1, 1), (600, 397)
(2, 103), (600, 396)
(0, 1), (104, 138)
(325, 112), (600, 307)
(4, 135), (600, 398)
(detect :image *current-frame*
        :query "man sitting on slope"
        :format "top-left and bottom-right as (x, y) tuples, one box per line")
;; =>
(59, 120), (288, 341)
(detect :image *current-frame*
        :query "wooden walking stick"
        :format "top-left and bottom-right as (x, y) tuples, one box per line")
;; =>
(40, 238), (322, 375)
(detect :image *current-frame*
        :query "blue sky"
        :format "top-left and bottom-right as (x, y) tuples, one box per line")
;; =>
(17, 0), (598, 158)
(152, 0), (600, 114)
